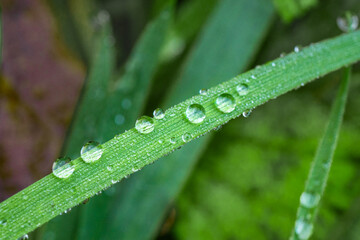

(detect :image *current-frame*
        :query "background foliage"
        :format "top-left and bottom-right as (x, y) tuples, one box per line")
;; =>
(1, 0), (360, 239)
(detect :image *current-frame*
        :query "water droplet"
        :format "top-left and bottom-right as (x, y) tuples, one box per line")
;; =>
(199, 88), (208, 95)
(294, 45), (301, 53)
(23, 195), (28, 200)
(295, 219), (313, 239)
(271, 62), (276, 67)
(182, 133), (192, 142)
(0, 219), (7, 226)
(52, 157), (75, 179)
(300, 192), (320, 208)
(18, 234), (29, 240)
(111, 180), (117, 184)
(170, 137), (176, 144)
(215, 93), (236, 113)
(158, 139), (163, 144)
(114, 114), (125, 125)
(153, 108), (165, 119)
(242, 109), (252, 118)
(107, 166), (113, 172)
(81, 141), (104, 163)
(122, 98), (132, 109)
(236, 84), (249, 96)
(337, 13), (358, 32)
(185, 104), (206, 124)
(135, 116), (155, 134)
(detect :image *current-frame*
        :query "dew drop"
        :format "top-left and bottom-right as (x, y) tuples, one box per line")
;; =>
(18, 234), (29, 240)
(185, 104), (206, 124)
(236, 84), (249, 96)
(135, 116), (155, 134)
(215, 93), (236, 113)
(122, 98), (132, 109)
(199, 88), (208, 95)
(242, 109), (252, 118)
(271, 62), (276, 67)
(182, 133), (192, 142)
(153, 108), (165, 119)
(107, 166), (113, 172)
(114, 114), (125, 125)
(170, 137), (176, 144)
(81, 141), (103, 163)
(300, 192), (320, 208)
(337, 13), (358, 32)
(0, 219), (7, 226)
(52, 157), (75, 179)
(294, 45), (301, 53)
(295, 219), (313, 240)
(158, 139), (163, 144)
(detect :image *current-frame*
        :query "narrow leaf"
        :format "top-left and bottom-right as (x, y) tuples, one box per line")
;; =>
(290, 67), (352, 240)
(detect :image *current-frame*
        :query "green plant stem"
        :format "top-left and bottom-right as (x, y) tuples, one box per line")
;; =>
(290, 67), (352, 240)
(1, 30), (360, 240)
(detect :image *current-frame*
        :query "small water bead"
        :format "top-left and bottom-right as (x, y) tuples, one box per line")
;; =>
(135, 116), (155, 134)
(182, 133), (192, 142)
(294, 45), (301, 53)
(337, 13), (358, 32)
(271, 62), (276, 67)
(300, 192), (320, 208)
(153, 108), (165, 119)
(170, 137), (176, 144)
(185, 104), (206, 124)
(199, 88), (208, 95)
(107, 166), (113, 172)
(158, 139), (163, 144)
(81, 141), (103, 163)
(295, 219), (313, 240)
(215, 93), (236, 113)
(242, 109), (252, 118)
(52, 157), (75, 179)
(114, 114), (125, 125)
(18, 234), (29, 240)
(0, 219), (7, 226)
(236, 84), (249, 96)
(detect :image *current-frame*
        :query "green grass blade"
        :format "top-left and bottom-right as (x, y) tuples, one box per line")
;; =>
(75, 4), (174, 240)
(1, 28), (360, 240)
(103, 0), (274, 239)
(35, 21), (116, 240)
(290, 67), (352, 240)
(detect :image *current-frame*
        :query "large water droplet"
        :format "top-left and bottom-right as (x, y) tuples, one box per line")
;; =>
(295, 219), (313, 240)
(182, 133), (192, 142)
(215, 93), (236, 113)
(300, 192), (320, 208)
(52, 157), (75, 179)
(236, 84), (249, 96)
(135, 116), (155, 134)
(337, 13), (358, 32)
(81, 141), (103, 163)
(185, 104), (206, 124)
(0, 219), (7, 226)
(153, 108), (165, 119)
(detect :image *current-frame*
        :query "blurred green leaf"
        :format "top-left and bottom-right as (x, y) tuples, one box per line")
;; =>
(273, 0), (318, 22)
(103, 0), (274, 239)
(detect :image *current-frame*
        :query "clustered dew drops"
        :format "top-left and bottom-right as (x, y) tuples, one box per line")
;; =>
(52, 157), (75, 179)
(337, 12), (358, 32)
(81, 141), (104, 163)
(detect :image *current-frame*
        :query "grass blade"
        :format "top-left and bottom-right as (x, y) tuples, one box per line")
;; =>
(103, 0), (274, 239)
(0, 28), (360, 240)
(35, 20), (116, 240)
(75, 4), (174, 240)
(290, 67), (352, 240)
